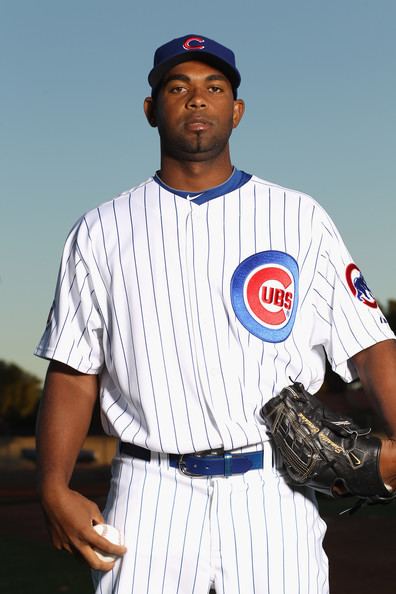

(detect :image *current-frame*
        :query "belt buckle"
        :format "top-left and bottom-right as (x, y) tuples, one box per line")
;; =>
(178, 448), (225, 478)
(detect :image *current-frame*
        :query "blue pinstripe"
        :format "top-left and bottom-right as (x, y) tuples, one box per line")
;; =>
(172, 195), (212, 447)
(82, 222), (114, 370)
(75, 299), (93, 347)
(302, 492), (312, 594)
(112, 200), (136, 408)
(98, 209), (113, 278)
(261, 479), (271, 594)
(268, 187), (273, 249)
(277, 478), (286, 594)
(229, 486), (242, 594)
(205, 202), (233, 418)
(300, 235), (324, 309)
(292, 490), (301, 594)
(243, 478), (256, 594)
(144, 187), (180, 452)
(129, 188), (162, 449)
(189, 209), (223, 440)
(158, 192), (196, 451)
(215, 483), (226, 594)
(146, 467), (164, 592)
(160, 476), (178, 594)
(298, 204), (316, 289)
(130, 463), (149, 594)
(297, 195), (302, 260)
(175, 478), (195, 594)
(191, 483), (211, 594)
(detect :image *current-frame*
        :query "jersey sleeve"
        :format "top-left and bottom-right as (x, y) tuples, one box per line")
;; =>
(310, 208), (395, 382)
(35, 216), (105, 374)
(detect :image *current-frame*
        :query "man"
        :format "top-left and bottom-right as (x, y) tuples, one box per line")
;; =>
(36, 34), (396, 594)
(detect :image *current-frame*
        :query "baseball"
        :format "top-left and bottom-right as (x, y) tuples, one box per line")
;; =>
(93, 523), (122, 563)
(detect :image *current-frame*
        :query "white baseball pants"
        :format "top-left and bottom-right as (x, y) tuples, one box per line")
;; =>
(93, 441), (329, 594)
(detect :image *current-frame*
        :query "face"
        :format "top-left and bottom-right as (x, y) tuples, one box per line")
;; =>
(144, 61), (244, 163)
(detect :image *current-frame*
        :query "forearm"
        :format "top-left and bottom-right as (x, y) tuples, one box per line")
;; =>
(352, 339), (396, 489)
(36, 360), (99, 495)
(35, 361), (125, 569)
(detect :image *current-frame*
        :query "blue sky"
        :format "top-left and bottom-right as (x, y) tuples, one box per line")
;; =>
(1, 0), (395, 381)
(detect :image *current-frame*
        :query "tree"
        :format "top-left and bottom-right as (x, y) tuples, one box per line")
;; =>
(0, 360), (42, 434)
(386, 300), (396, 334)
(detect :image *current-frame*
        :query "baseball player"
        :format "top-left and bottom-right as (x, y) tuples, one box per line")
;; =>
(35, 34), (396, 594)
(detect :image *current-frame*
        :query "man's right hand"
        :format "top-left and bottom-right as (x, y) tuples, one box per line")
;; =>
(36, 362), (126, 570)
(40, 485), (127, 571)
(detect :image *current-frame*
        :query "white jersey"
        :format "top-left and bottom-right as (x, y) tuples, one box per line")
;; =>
(35, 173), (394, 454)
(36, 171), (394, 594)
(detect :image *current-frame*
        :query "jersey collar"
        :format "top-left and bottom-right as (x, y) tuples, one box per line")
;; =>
(153, 168), (252, 205)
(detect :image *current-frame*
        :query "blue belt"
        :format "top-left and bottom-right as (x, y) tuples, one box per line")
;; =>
(119, 442), (263, 477)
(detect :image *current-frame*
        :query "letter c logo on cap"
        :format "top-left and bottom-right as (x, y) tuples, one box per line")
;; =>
(183, 37), (205, 51)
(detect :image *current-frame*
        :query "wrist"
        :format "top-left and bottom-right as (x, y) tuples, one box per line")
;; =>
(37, 475), (71, 502)
(379, 438), (396, 492)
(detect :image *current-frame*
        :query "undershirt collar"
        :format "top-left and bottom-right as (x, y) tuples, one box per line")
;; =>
(153, 168), (252, 205)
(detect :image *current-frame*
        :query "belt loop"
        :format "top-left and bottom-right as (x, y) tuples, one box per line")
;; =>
(224, 452), (232, 477)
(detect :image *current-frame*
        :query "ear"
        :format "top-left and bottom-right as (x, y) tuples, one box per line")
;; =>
(232, 99), (245, 129)
(144, 97), (157, 127)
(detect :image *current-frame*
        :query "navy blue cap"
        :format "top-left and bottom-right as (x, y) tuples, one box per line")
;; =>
(148, 34), (241, 96)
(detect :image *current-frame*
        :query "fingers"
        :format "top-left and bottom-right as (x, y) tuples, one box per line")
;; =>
(69, 524), (127, 570)
(90, 527), (127, 556)
(40, 487), (126, 571)
(82, 548), (117, 571)
(50, 520), (127, 570)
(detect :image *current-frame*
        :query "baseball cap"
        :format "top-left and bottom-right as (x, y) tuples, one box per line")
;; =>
(148, 34), (241, 96)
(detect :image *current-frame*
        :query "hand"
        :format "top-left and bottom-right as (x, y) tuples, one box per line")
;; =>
(379, 438), (396, 492)
(40, 485), (126, 570)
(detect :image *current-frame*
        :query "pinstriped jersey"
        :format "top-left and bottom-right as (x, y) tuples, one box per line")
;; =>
(35, 173), (394, 454)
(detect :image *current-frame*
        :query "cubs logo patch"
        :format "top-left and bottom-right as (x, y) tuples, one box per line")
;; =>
(231, 251), (299, 342)
(345, 263), (377, 309)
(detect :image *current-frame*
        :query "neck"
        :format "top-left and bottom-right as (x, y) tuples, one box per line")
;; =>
(158, 150), (234, 192)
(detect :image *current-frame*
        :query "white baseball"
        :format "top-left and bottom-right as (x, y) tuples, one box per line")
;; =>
(93, 523), (122, 563)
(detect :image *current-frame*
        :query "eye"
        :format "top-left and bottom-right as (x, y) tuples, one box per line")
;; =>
(169, 85), (187, 94)
(208, 85), (223, 93)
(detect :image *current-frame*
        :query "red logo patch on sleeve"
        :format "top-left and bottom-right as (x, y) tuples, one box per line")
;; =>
(345, 263), (377, 308)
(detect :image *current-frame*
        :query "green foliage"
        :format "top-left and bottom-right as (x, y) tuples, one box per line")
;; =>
(386, 300), (396, 333)
(0, 360), (42, 433)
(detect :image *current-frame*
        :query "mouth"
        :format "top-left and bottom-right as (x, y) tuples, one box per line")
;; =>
(184, 118), (212, 133)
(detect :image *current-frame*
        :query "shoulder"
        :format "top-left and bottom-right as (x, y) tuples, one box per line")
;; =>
(70, 177), (156, 236)
(249, 175), (345, 247)
(251, 174), (314, 203)
(87, 177), (155, 222)
(251, 175), (333, 217)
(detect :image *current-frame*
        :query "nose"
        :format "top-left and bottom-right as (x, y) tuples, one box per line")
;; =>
(186, 87), (207, 109)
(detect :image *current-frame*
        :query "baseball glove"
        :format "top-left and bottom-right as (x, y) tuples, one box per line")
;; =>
(260, 382), (396, 507)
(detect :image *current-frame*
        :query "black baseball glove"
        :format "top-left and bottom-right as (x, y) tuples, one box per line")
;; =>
(260, 382), (395, 507)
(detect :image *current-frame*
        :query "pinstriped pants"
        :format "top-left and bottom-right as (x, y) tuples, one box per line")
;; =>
(93, 442), (329, 594)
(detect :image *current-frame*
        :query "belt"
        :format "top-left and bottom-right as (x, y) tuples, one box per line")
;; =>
(119, 442), (263, 477)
